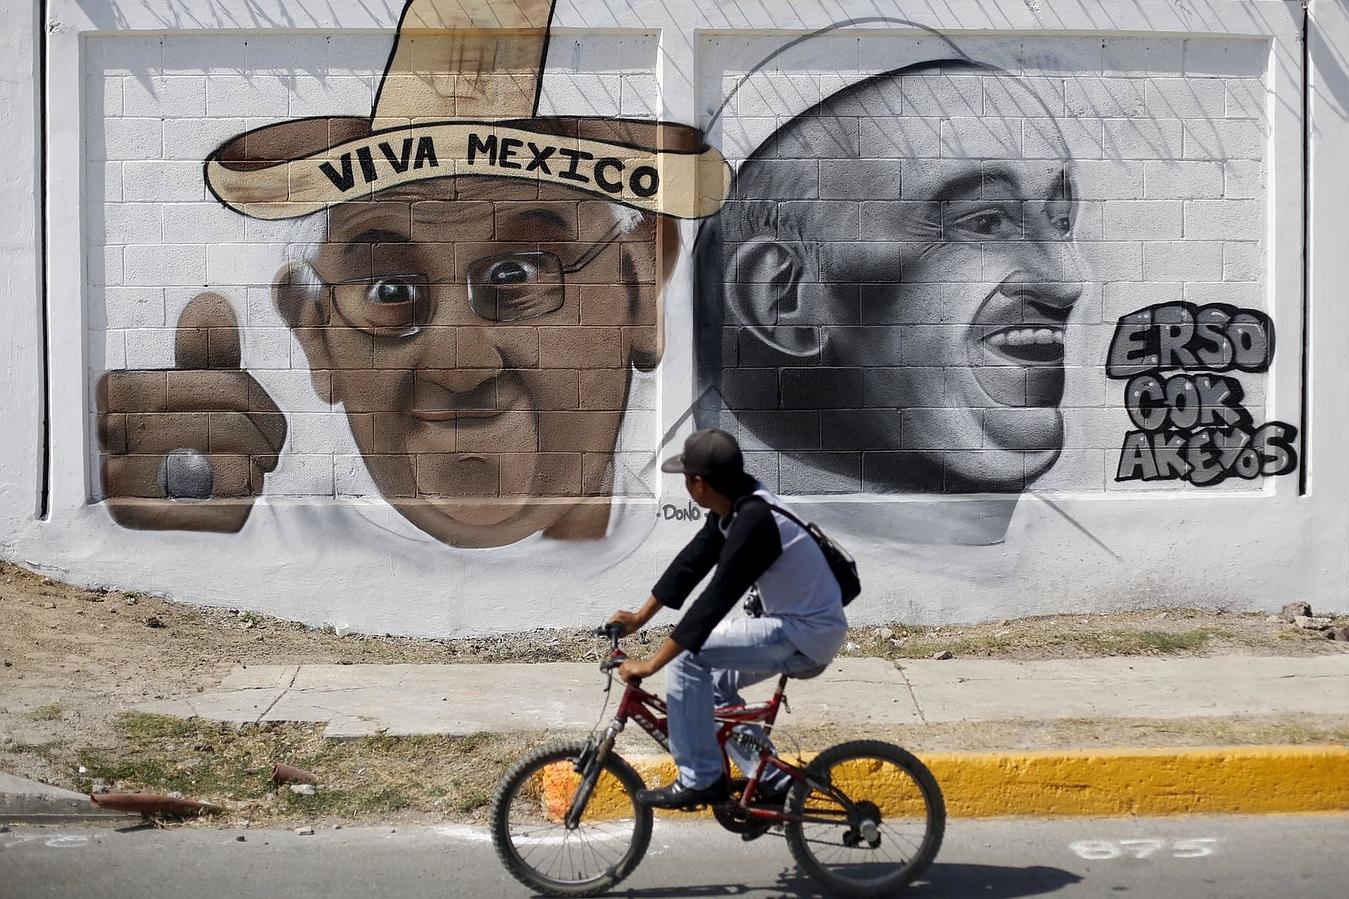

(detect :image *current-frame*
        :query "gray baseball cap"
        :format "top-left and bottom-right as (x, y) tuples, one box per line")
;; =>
(660, 428), (744, 476)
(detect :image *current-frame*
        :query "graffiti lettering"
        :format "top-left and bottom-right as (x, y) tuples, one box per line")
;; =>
(379, 137), (414, 174)
(630, 167), (659, 197)
(319, 136), (440, 191)
(496, 136), (524, 169)
(557, 147), (592, 182)
(1124, 374), (1247, 431)
(1117, 422), (1298, 485)
(525, 141), (554, 172)
(594, 157), (624, 192)
(1108, 304), (1297, 486)
(465, 133), (660, 198)
(660, 502), (703, 522)
(355, 145), (377, 182)
(466, 132), (496, 166)
(1106, 302), (1274, 378)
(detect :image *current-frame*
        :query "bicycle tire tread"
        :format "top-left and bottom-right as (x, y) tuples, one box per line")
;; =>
(489, 739), (653, 898)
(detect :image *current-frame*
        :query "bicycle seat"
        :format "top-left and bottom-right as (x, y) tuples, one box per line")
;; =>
(785, 663), (827, 680)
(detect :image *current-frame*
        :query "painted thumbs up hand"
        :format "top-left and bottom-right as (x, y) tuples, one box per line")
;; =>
(96, 293), (287, 532)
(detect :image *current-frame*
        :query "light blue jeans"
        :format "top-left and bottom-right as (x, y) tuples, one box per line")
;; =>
(666, 616), (827, 790)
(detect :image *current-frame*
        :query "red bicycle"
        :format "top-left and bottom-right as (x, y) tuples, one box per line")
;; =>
(490, 624), (945, 896)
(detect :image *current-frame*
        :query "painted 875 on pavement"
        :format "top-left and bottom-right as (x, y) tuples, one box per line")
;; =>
(1069, 838), (1220, 860)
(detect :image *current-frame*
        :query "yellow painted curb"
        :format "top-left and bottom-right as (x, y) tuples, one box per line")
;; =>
(540, 745), (1349, 821)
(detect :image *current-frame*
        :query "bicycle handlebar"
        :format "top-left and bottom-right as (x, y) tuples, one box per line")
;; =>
(596, 623), (628, 674)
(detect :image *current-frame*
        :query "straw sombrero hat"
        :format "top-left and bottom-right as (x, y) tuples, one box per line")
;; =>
(205, 0), (728, 221)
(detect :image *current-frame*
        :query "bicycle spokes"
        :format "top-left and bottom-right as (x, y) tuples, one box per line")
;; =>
(800, 764), (926, 856)
(786, 745), (945, 895)
(493, 742), (652, 895)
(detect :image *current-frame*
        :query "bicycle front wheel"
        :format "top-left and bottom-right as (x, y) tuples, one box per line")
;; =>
(490, 740), (653, 897)
(784, 740), (945, 896)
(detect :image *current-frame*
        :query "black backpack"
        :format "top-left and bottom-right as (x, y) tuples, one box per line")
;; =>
(741, 497), (861, 605)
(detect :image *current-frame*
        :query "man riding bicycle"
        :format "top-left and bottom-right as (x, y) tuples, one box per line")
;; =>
(608, 428), (848, 810)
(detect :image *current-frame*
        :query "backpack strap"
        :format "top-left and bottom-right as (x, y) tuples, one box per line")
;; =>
(731, 494), (812, 532)
(763, 500), (812, 532)
(729, 493), (767, 517)
(733, 494), (860, 604)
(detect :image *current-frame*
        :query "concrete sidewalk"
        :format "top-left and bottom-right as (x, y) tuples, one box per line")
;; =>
(132, 654), (1349, 739)
(121, 654), (1349, 819)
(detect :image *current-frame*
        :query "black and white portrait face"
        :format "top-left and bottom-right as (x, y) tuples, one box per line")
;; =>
(697, 60), (1088, 495)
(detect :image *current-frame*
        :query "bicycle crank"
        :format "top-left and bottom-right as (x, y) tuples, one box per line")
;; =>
(712, 779), (773, 841)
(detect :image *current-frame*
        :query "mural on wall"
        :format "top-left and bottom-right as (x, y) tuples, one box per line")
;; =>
(94, 0), (728, 548)
(97, 292), (288, 532)
(1107, 302), (1297, 485)
(690, 22), (1292, 545)
(695, 54), (1084, 505)
(84, 0), (1294, 592)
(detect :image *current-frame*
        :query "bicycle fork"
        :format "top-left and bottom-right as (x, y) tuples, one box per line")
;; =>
(564, 719), (624, 830)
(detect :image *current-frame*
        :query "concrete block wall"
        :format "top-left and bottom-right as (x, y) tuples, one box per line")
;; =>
(1, 0), (1343, 636)
(84, 27), (665, 526)
(697, 33), (1274, 498)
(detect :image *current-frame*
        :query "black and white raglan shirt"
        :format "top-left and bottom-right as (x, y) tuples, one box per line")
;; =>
(652, 482), (847, 665)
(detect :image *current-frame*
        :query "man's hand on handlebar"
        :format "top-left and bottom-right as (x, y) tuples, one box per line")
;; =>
(601, 596), (681, 684)
(605, 609), (645, 638)
(617, 657), (656, 683)
(606, 594), (664, 638)
(595, 626), (654, 681)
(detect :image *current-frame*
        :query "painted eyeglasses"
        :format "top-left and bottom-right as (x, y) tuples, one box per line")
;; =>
(329, 218), (631, 336)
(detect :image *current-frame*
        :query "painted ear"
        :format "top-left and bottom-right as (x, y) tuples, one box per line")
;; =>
(726, 237), (817, 358)
(272, 262), (335, 402)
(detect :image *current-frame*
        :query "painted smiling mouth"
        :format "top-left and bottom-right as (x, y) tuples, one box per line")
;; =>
(982, 326), (1065, 365)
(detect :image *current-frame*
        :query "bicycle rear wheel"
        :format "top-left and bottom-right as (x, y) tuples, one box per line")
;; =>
(490, 740), (653, 897)
(783, 740), (945, 896)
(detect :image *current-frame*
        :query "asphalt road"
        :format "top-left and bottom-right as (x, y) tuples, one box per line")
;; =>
(1, 814), (1344, 899)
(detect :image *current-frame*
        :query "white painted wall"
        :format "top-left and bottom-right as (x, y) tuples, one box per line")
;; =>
(0, 1), (43, 529)
(2, 0), (1345, 636)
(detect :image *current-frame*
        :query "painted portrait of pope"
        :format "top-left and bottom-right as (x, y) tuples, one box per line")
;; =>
(95, 0), (727, 548)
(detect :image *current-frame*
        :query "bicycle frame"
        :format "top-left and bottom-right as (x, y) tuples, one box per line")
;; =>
(579, 666), (859, 827)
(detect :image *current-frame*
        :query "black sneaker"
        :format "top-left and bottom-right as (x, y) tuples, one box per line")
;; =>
(635, 775), (730, 810)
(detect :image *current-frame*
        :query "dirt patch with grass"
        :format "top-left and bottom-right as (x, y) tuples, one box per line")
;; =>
(2, 559), (1346, 825)
(67, 713), (536, 826)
